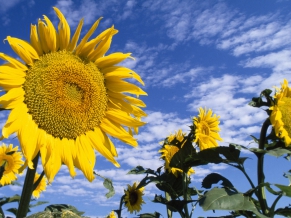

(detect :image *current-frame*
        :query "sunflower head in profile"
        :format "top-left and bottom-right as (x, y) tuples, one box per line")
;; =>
(269, 79), (291, 147)
(193, 107), (223, 151)
(159, 130), (195, 177)
(124, 182), (145, 214)
(0, 143), (24, 186)
(0, 7), (147, 182)
(32, 172), (47, 198)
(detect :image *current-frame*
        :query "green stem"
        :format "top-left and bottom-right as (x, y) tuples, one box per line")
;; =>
(257, 118), (270, 215)
(269, 193), (283, 217)
(165, 192), (172, 218)
(117, 195), (125, 218)
(237, 164), (256, 190)
(183, 172), (190, 218)
(16, 153), (40, 218)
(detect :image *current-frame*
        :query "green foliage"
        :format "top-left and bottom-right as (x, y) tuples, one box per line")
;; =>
(93, 171), (115, 198)
(137, 212), (162, 218)
(202, 173), (234, 190)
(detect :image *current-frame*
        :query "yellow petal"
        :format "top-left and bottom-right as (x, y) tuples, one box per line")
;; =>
(30, 24), (43, 55)
(38, 19), (50, 53)
(103, 66), (144, 86)
(42, 15), (57, 52)
(53, 7), (70, 50)
(106, 109), (146, 127)
(0, 87), (25, 109)
(73, 135), (95, 182)
(100, 117), (137, 147)
(95, 52), (132, 69)
(75, 17), (103, 55)
(88, 26), (118, 60)
(0, 65), (25, 78)
(2, 105), (27, 138)
(67, 18), (84, 51)
(106, 80), (147, 96)
(0, 53), (28, 71)
(60, 138), (76, 177)
(5, 36), (39, 65)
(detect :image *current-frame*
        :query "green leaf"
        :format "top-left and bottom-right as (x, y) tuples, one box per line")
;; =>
(6, 208), (17, 216)
(93, 172), (115, 198)
(137, 212), (162, 218)
(29, 201), (49, 208)
(127, 166), (156, 175)
(275, 184), (291, 197)
(275, 206), (291, 217)
(199, 188), (260, 214)
(202, 173), (234, 189)
(0, 195), (21, 206)
(44, 204), (84, 216)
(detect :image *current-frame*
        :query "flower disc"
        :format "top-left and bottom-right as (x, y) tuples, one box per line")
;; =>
(23, 51), (107, 140)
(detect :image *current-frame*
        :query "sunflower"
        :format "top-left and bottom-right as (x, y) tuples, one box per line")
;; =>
(124, 182), (145, 214)
(106, 211), (116, 218)
(270, 79), (291, 147)
(0, 7), (147, 182)
(193, 107), (223, 151)
(32, 172), (47, 198)
(159, 130), (195, 177)
(0, 143), (24, 186)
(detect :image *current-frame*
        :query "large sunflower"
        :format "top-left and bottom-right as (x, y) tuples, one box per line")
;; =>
(0, 7), (147, 182)
(0, 143), (24, 186)
(159, 130), (195, 177)
(193, 107), (223, 150)
(270, 79), (291, 147)
(124, 182), (145, 214)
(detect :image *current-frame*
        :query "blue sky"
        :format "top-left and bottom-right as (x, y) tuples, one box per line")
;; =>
(1, 0), (291, 217)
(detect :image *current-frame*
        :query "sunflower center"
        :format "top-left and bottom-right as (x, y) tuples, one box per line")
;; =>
(129, 191), (138, 205)
(279, 97), (291, 137)
(23, 51), (108, 140)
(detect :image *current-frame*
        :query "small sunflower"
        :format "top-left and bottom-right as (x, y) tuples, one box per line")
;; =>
(0, 143), (24, 186)
(270, 79), (291, 147)
(106, 211), (116, 218)
(124, 182), (145, 214)
(32, 172), (47, 198)
(193, 107), (223, 151)
(0, 7), (147, 182)
(159, 130), (195, 177)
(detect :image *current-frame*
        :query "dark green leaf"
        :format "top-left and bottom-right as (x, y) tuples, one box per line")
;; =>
(137, 212), (161, 218)
(6, 208), (17, 216)
(275, 206), (291, 217)
(199, 188), (257, 212)
(127, 166), (156, 175)
(202, 173), (234, 189)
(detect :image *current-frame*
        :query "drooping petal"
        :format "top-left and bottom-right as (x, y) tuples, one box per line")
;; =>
(5, 36), (39, 65)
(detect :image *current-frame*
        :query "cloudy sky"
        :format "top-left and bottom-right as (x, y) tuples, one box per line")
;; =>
(1, 0), (291, 217)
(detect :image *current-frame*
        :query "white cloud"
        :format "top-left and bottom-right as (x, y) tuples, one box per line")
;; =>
(0, 0), (21, 14)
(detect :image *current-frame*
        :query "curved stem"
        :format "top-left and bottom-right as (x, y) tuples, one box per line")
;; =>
(16, 153), (40, 218)
(117, 195), (125, 218)
(257, 118), (270, 215)
(165, 192), (172, 218)
(269, 193), (283, 217)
